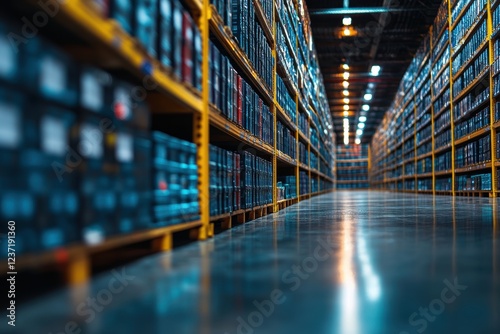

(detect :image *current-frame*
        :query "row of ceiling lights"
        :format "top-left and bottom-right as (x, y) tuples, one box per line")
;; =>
(341, 16), (381, 145)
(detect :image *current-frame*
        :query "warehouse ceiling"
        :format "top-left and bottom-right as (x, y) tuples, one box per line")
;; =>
(307, 0), (443, 144)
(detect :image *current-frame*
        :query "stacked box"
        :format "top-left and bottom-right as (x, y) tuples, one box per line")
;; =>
(455, 135), (491, 168)
(456, 173), (492, 191)
(209, 42), (273, 145)
(241, 151), (255, 209)
(299, 171), (309, 195)
(109, 0), (134, 33)
(0, 19), (20, 85)
(135, 0), (158, 57)
(25, 37), (79, 107)
(278, 176), (297, 199)
(210, 0), (232, 26)
(229, 0), (272, 89)
(152, 132), (199, 226)
(0, 85), (79, 254)
(277, 75), (297, 123)
(210, 146), (248, 216)
(455, 106), (490, 140)
(277, 121), (296, 158)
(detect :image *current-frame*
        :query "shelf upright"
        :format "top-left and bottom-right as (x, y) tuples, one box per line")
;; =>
(195, 0), (210, 239)
(272, 0), (279, 213)
(488, 0), (498, 196)
(413, 94), (418, 192)
(431, 26), (437, 195)
(448, 0), (456, 196)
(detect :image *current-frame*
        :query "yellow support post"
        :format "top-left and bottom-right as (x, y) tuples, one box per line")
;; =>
(295, 94), (300, 200)
(430, 26), (436, 196)
(65, 253), (90, 286)
(414, 94), (418, 193)
(194, 0), (210, 239)
(448, 0), (456, 196)
(272, 0), (278, 213)
(488, 0), (498, 197)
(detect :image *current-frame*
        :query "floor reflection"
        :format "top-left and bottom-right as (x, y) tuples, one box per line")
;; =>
(5, 191), (500, 334)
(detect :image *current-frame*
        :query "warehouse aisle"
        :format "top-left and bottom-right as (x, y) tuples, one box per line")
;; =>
(12, 191), (500, 334)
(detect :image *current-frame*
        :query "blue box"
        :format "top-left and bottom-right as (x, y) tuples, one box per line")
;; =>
(158, 0), (173, 68)
(25, 38), (78, 106)
(109, 0), (134, 33)
(79, 66), (113, 115)
(135, 0), (158, 56)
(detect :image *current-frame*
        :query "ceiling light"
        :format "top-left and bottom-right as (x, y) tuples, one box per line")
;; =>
(364, 93), (373, 101)
(343, 98), (350, 104)
(370, 65), (381, 76)
(343, 105), (349, 110)
(343, 27), (351, 36)
(343, 90), (349, 96)
(343, 64), (350, 70)
(343, 81), (349, 88)
(343, 72), (350, 80)
(368, 83), (375, 89)
(343, 118), (349, 126)
(344, 137), (349, 145)
(356, 129), (363, 136)
(355, 138), (361, 145)
(359, 116), (367, 122)
(362, 104), (370, 111)
(343, 111), (349, 116)
(358, 123), (365, 129)
(343, 17), (352, 26)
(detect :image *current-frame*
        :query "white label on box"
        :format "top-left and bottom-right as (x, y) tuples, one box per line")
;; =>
(41, 115), (67, 156)
(0, 36), (15, 78)
(79, 123), (103, 159)
(40, 55), (66, 96)
(0, 102), (21, 149)
(116, 132), (133, 163)
(81, 72), (103, 112)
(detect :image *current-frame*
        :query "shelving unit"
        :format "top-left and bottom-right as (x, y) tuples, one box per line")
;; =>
(0, 0), (335, 283)
(336, 145), (370, 189)
(371, 0), (499, 197)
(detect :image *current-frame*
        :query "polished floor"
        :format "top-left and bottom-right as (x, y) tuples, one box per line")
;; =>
(7, 191), (500, 334)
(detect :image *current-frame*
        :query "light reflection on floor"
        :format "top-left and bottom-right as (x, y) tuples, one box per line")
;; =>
(4, 191), (500, 334)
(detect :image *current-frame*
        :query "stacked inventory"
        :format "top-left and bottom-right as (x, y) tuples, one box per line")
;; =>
(153, 133), (199, 226)
(370, 0), (499, 196)
(336, 145), (369, 189)
(0, 0), (336, 268)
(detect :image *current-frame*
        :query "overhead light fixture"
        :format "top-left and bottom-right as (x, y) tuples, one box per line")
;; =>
(362, 104), (370, 111)
(368, 83), (375, 89)
(359, 116), (367, 122)
(343, 111), (349, 117)
(355, 138), (361, 145)
(364, 93), (373, 101)
(343, 118), (349, 126)
(343, 17), (352, 26)
(343, 81), (349, 88)
(343, 64), (350, 70)
(344, 137), (349, 145)
(343, 98), (350, 104)
(370, 65), (381, 76)
(358, 123), (365, 129)
(356, 129), (363, 136)
(343, 72), (350, 80)
(343, 105), (349, 110)
(343, 90), (349, 96)
(343, 27), (351, 36)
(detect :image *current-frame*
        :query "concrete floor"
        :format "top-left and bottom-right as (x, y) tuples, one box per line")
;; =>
(8, 191), (500, 334)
